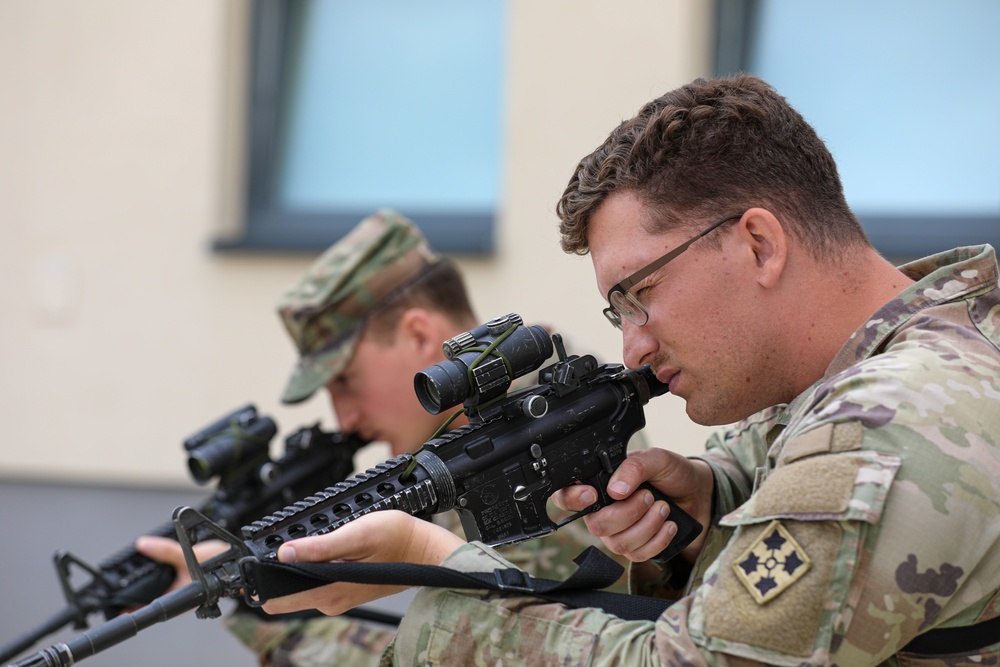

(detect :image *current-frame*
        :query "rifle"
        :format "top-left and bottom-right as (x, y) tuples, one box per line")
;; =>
(0, 405), (364, 664)
(10, 314), (702, 667)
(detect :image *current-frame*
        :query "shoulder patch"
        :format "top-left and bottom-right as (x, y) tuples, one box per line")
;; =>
(703, 519), (843, 657)
(781, 423), (833, 462)
(779, 421), (864, 464)
(732, 520), (812, 605)
(752, 454), (859, 518)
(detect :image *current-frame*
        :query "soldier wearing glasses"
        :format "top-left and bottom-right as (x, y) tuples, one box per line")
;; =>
(258, 74), (1000, 666)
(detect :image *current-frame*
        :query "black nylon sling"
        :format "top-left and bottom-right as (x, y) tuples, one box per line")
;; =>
(245, 546), (672, 622)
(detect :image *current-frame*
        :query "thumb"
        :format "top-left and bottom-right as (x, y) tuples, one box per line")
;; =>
(277, 532), (341, 564)
(275, 512), (417, 564)
(607, 448), (682, 499)
(606, 454), (653, 499)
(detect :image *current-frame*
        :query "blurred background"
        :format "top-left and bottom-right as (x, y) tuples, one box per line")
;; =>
(1, 0), (997, 664)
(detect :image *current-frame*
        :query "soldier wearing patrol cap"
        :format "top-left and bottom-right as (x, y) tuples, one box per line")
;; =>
(277, 208), (447, 402)
(139, 209), (641, 667)
(274, 208), (479, 453)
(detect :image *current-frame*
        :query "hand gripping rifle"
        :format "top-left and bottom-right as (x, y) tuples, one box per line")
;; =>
(10, 314), (702, 667)
(0, 405), (364, 664)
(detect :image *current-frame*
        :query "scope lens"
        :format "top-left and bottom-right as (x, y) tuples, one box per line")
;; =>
(187, 450), (219, 483)
(415, 373), (444, 414)
(188, 458), (208, 482)
(424, 379), (441, 408)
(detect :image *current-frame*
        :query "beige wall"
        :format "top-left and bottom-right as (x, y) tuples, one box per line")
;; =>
(0, 0), (717, 487)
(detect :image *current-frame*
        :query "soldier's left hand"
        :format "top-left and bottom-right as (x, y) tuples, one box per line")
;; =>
(261, 510), (465, 616)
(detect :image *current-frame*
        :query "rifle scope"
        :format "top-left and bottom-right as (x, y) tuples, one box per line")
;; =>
(414, 313), (553, 414)
(185, 412), (277, 484)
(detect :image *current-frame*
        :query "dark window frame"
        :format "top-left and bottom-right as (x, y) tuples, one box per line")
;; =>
(713, 0), (999, 259)
(213, 0), (495, 255)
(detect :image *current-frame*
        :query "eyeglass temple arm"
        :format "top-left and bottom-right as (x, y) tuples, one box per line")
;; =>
(614, 214), (741, 294)
(615, 236), (697, 293)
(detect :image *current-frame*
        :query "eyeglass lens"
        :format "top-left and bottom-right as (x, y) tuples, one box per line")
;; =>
(608, 290), (647, 327)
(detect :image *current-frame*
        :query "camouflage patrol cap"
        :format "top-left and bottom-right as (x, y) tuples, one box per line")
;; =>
(276, 210), (439, 404)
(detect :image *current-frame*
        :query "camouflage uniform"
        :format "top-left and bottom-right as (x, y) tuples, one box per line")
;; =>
(386, 245), (1000, 666)
(225, 210), (639, 667)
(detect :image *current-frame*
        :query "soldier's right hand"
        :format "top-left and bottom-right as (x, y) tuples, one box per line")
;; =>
(552, 448), (713, 563)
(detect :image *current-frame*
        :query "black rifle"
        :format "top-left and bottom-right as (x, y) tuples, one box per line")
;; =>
(0, 405), (364, 664)
(10, 314), (702, 667)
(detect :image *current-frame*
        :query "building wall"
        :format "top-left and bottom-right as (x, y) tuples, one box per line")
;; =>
(0, 0), (716, 487)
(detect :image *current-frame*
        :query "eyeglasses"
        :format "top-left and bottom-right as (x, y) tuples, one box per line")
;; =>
(602, 212), (744, 329)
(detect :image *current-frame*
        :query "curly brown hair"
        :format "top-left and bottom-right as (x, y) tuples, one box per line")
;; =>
(556, 73), (869, 260)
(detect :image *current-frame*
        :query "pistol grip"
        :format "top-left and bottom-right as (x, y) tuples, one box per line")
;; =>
(642, 483), (702, 563)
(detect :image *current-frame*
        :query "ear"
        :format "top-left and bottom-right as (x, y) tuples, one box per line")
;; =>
(396, 308), (443, 361)
(738, 208), (787, 289)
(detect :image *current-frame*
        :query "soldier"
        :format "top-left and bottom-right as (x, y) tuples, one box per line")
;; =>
(256, 74), (1000, 665)
(138, 209), (637, 666)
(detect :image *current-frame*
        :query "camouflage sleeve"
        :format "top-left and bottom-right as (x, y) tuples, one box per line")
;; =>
(224, 609), (395, 667)
(696, 404), (782, 517)
(388, 543), (666, 667)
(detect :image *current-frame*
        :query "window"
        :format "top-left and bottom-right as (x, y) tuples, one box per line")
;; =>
(217, 0), (505, 253)
(715, 0), (1000, 258)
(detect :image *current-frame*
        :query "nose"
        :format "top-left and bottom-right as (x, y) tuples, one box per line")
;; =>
(328, 392), (360, 433)
(621, 318), (657, 370)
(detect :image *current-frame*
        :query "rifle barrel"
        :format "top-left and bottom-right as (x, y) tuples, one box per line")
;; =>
(8, 583), (206, 667)
(0, 606), (80, 664)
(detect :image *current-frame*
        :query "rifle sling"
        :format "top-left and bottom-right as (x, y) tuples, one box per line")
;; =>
(247, 547), (999, 653)
(247, 546), (670, 622)
(900, 612), (1000, 654)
